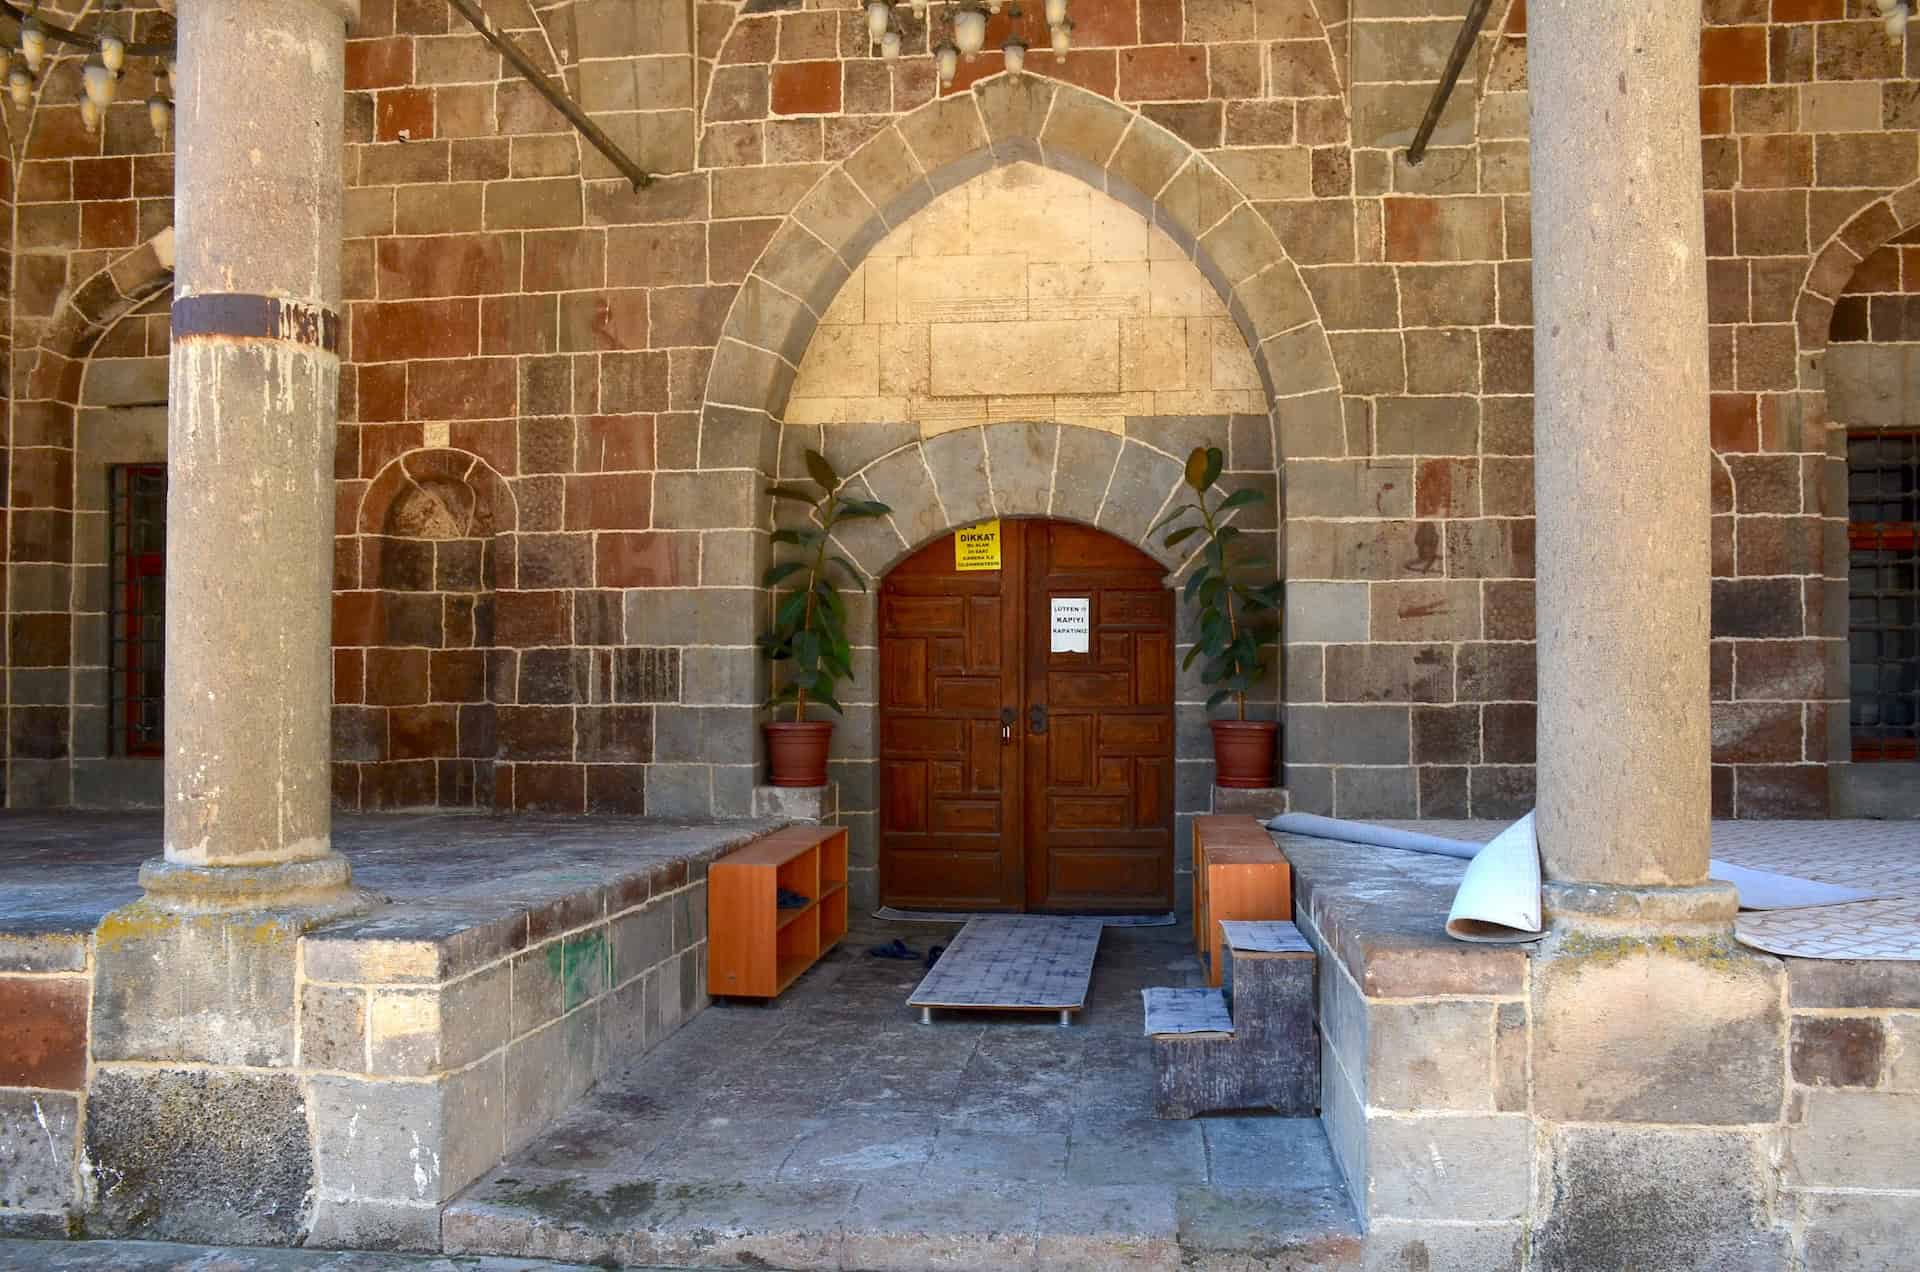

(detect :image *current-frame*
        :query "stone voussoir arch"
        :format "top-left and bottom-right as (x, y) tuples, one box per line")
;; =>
(24, 229), (175, 402)
(696, 73), (1343, 472)
(812, 419), (1270, 588)
(351, 447), (518, 591)
(1793, 180), (1920, 387)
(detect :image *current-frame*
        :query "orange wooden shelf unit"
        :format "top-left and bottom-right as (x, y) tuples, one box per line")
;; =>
(1191, 814), (1293, 987)
(707, 824), (850, 999)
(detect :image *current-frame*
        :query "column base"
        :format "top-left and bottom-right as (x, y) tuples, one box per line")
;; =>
(138, 852), (374, 916)
(1541, 878), (1739, 932)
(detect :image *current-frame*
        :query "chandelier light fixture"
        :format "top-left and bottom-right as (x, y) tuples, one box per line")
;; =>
(1875, 0), (1913, 40)
(871, 0), (1072, 84)
(1, 0), (175, 138)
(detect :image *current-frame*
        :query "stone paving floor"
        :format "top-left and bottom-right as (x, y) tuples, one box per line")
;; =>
(441, 919), (1361, 1270)
(0, 1240), (609, 1270)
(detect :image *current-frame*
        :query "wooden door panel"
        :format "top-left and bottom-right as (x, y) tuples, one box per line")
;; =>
(1023, 521), (1176, 913)
(881, 518), (1174, 914)
(879, 523), (1024, 911)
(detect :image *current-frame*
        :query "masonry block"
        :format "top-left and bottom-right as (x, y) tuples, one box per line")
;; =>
(85, 1066), (313, 1244)
(1535, 1126), (1788, 1272)
(0, 1089), (78, 1220)
(1531, 928), (1784, 1125)
(0, 975), (87, 1089)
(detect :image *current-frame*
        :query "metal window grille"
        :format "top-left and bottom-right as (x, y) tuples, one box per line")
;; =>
(109, 465), (167, 758)
(1847, 427), (1919, 762)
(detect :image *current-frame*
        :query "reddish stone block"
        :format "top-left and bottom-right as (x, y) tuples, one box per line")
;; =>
(376, 233), (519, 299)
(80, 201), (137, 250)
(347, 36), (413, 90)
(1138, 0), (1182, 44)
(523, 229), (607, 292)
(1119, 44), (1209, 101)
(1384, 197), (1504, 263)
(356, 363), (409, 425)
(365, 647), (431, 706)
(352, 298), (478, 363)
(1791, 1016), (1884, 1088)
(512, 762), (586, 812)
(0, 975), (88, 1089)
(1772, 0), (1841, 19)
(772, 60), (841, 116)
(390, 704), (459, 760)
(71, 157), (131, 202)
(1482, 703), (1536, 765)
(497, 706), (576, 763)
(9, 614), (71, 667)
(333, 592), (386, 647)
(376, 88), (435, 142)
(1701, 25), (1768, 84)
(406, 357), (516, 420)
(494, 589), (571, 647)
(1710, 394), (1760, 453)
(559, 290), (650, 353)
(1700, 86), (1731, 136)
(1733, 764), (1827, 816)
(431, 649), (488, 703)
(579, 415), (656, 472)
(723, 14), (777, 63)
(1021, 49), (1120, 98)
(596, 532), (696, 587)
(565, 473), (652, 531)
(335, 648), (366, 704)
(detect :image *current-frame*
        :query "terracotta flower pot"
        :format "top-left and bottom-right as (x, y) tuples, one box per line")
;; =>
(1210, 719), (1278, 789)
(765, 720), (834, 787)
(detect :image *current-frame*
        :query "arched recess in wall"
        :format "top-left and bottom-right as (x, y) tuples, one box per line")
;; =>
(2, 232), (173, 809)
(1794, 184), (1920, 814)
(335, 449), (515, 811)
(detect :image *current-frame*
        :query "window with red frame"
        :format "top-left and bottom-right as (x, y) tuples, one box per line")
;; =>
(110, 465), (166, 757)
(1848, 428), (1919, 762)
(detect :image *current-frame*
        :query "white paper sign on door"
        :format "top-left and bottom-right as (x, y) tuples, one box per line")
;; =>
(1050, 597), (1090, 653)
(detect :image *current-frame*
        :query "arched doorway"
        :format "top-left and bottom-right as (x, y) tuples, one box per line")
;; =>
(878, 518), (1175, 914)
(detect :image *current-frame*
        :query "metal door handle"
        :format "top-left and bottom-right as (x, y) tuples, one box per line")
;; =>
(1001, 707), (1015, 743)
(1029, 703), (1048, 735)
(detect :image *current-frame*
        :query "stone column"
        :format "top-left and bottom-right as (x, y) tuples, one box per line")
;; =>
(1530, 0), (1715, 897)
(1525, 9), (1791, 1269)
(147, 0), (360, 907)
(85, 0), (371, 1242)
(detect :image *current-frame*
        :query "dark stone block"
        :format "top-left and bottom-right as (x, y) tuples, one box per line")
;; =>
(616, 648), (681, 703)
(1534, 1126), (1788, 1272)
(84, 1067), (313, 1244)
(1711, 577), (1802, 639)
(1792, 1016), (1885, 1088)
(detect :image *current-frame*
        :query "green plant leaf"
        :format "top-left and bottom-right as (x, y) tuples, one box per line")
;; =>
(764, 561), (806, 587)
(1151, 503), (1196, 534)
(812, 688), (845, 716)
(1164, 524), (1200, 548)
(846, 499), (891, 517)
(1183, 643), (1205, 671)
(1206, 688), (1233, 712)
(1198, 576), (1223, 607)
(1184, 568), (1214, 603)
(1217, 487), (1267, 512)
(805, 449), (840, 494)
(768, 484), (820, 505)
(1183, 447), (1211, 491)
(1202, 447), (1224, 490)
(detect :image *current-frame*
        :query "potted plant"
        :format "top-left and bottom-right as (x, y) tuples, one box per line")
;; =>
(1156, 446), (1283, 788)
(759, 449), (891, 787)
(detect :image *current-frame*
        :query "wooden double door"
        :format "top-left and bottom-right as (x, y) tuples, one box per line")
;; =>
(878, 519), (1176, 913)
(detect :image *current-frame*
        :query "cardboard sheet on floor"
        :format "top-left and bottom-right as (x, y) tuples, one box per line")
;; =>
(907, 914), (1101, 1015)
(1142, 986), (1233, 1036)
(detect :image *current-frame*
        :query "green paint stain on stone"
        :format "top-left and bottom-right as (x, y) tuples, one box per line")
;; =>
(559, 931), (612, 1010)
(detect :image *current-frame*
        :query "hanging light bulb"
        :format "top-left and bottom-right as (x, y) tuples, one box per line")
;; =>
(79, 95), (99, 133)
(7, 63), (32, 109)
(1887, 1), (1911, 40)
(987, 0), (1002, 10)
(99, 34), (125, 73)
(1003, 34), (1027, 74)
(82, 53), (116, 109)
(953, 6), (987, 55)
(1050, 20), (1072, 52)
(865, 0), (891, 40)
(934, 38), (958, 85)
(1044, 0), (1068, 27)
(147, 91), (170, 136)
(19, 17), (46, 74)
(881, 28), (902, 59)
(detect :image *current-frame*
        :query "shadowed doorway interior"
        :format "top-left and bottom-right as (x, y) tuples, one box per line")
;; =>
(878, 518), (1176, 914)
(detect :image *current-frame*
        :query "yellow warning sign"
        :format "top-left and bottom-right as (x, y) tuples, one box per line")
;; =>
(954, 519), (1002, 572)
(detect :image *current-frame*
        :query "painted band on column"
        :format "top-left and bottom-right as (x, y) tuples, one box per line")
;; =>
(171, 293), (340, 353)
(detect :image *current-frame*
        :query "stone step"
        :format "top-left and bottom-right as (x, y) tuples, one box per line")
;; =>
(1148, 921), (1319, 1118)
(441, 1172), (1364, 1270)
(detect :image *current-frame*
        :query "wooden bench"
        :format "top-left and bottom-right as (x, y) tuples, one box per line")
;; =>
(1191, 814), (1292, 987)
(707, 825), (849, 999)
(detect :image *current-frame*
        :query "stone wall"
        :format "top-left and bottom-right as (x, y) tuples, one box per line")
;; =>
(0, 927), (89, 1238)
(8, 0), (1920, 819)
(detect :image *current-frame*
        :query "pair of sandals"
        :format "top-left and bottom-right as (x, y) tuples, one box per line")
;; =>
(867, 937), (944, 969)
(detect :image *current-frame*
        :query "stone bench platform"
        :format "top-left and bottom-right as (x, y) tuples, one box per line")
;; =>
(0, 812), (783, 1249)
